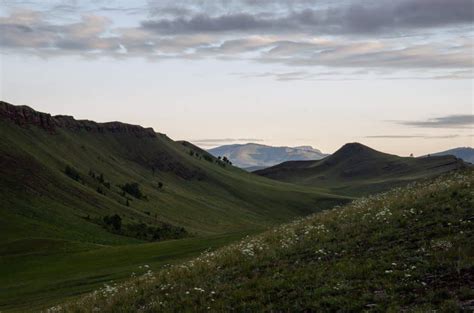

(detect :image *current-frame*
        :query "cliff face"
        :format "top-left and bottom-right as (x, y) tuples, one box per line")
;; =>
(0, 101), (156, 138)
(0, 101), (56, 132)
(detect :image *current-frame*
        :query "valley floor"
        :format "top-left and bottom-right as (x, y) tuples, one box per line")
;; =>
(53, 169), (473, 312)
(0, 231), (256, 312)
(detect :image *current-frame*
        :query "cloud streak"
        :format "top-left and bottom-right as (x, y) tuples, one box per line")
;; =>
(191, 138), (265, 147)
(395, 115), (474, 128)
(365, 134), (462, 139)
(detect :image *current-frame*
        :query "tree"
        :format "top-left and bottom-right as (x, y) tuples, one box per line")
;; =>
(121, 182), (143, 199)
(103, 214), (122, 231)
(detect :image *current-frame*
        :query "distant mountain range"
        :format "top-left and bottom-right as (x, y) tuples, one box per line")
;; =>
(208, 143), (328, 170)
(255, 142), (467, 196)
(428, 147), (474, 164)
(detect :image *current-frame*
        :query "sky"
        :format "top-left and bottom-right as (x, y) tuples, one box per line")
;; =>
(0, 0), (473, 156)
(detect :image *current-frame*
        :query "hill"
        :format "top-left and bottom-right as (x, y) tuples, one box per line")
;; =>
(57, 169), (474, 312)
(429, 147), (474, 164)
(255, 142), (467, 196)
(0, 101), (347, 311)
(208, 143), (328, 170)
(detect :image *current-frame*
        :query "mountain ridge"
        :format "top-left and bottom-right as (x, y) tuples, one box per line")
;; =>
(0, 101), (157, 137)
(428, 146), (474, 164)
(255, 142), (467, 195)
(208, 142), (328, 169)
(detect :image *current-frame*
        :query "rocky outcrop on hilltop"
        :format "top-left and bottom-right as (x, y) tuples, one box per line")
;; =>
(0, 101), (156, 138)
(0, 101), (55, 132)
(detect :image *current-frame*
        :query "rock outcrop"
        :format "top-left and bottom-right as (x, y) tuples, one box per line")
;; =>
(0, 101), (156, 138)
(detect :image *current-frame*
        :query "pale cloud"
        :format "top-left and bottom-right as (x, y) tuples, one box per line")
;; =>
(394, 115), (474, 128)
(365, 135), (462, 139)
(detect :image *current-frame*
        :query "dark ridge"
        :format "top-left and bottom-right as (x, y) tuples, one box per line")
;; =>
(331, 142), (381, 158)
(0, 101), (156, 138)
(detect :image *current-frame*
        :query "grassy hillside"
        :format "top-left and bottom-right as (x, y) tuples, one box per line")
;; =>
(255, 142), (467, 196)
(57, 169), (474, 312)
(0, 101), (347, 244)
(0, 101), (348, 311)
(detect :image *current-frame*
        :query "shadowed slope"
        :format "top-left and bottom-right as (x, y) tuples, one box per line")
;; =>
(0, 101), (347, 246)
(0, 101), (350, 311)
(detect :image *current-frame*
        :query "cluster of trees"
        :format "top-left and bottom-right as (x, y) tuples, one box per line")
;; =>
(127, 222), (187, 241)
(218, 156), (232, 166)
(101, 214), (187, 242)
(199, 153), (233, 167)
(120, 182), (144, 199)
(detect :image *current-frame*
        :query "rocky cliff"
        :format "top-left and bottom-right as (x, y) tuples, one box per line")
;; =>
(0, 101), (156, 138)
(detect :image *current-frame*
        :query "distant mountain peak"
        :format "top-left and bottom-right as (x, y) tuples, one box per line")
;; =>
(331, 142), (379, 158)
(207, 142), (328, 169)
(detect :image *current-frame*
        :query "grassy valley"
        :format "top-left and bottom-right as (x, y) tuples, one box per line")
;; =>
(57, 169), (474, 312)
(0, 102), (470, 312)
(0, 102), (347, 311)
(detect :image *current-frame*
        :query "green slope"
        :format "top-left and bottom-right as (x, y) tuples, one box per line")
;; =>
(0, 101), (347, 245)
(255, 142), (467, 196)
(59, 169), (474, 312)
(0, 101), (349, 311)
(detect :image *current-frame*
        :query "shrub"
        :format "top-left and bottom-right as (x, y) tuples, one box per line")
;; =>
(121, 182), (143, 199)
(203, 154), (213, 162)
(103, 214), (122, 231)
(65, 165), (80, 181)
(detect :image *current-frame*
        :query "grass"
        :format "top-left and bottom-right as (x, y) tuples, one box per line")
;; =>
(1, 104), (470, 312)
(0, 106), (350, 312)
(0, 231), (258, 312)
(0, 119), (347, 244)
(56, 169), (474, 312)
